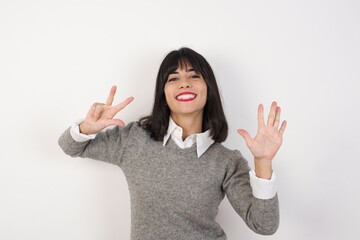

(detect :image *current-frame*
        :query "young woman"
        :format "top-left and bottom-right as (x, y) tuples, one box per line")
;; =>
(59, 47), (287, 240)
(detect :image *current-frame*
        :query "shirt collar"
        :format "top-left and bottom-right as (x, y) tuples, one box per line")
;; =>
(163, 117), (177, 145)
(163, 117), (215, 158)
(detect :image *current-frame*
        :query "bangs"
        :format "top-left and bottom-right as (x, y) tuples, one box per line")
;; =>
(166, 57), (192, 76)
(160, 49), (208, 84)
(177, 58), (192, 71)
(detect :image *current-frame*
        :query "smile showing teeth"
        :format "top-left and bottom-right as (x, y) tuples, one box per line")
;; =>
(176, 93), (197, 101)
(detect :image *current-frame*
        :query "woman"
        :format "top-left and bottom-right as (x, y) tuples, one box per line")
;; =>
(59, 47), (287, 239)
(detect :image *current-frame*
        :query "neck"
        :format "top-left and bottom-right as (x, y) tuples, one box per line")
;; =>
(171, 112), (203, 140)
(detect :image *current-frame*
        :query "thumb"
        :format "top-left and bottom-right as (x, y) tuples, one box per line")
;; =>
(237, 129), (253, 146)
(104, 119), (126, 128)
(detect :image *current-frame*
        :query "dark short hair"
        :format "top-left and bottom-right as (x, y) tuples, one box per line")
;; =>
(139, 47), (228, 142)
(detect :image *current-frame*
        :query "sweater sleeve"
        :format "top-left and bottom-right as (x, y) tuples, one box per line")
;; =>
(222, 150), (279, 235)
(58, 122), (135, 166)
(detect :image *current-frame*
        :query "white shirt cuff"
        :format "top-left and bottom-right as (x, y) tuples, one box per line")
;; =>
(249, 170), (277, 200)
(69, 119), (97, 142)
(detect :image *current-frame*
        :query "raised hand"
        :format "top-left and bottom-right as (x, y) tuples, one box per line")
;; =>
(79, 86), (134, 135)
(237, 102), (287, 178)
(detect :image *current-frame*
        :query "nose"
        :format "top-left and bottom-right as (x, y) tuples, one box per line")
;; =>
(179, 76), (192, 89)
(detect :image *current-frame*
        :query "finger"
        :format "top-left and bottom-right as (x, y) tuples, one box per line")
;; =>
(274, 106), (281, 128)
(237, 129), (253, 147)
(112, 96), (134, 114)
(93, 103), (105, 120)
(86, 104), (97, 120)
(258, 104), (265, 128)
(105, 85), (117, 106)
(279, 120), (287, 136)
(267, 101), (277, 126)
(87, 102), (103, 120)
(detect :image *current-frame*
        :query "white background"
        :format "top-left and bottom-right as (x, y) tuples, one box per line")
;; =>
(1, 0), (359, 239)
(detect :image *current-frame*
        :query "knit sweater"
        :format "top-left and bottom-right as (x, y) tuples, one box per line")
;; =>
(58, 122), (279, 240)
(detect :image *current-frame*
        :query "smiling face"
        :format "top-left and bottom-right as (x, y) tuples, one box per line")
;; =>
(164, 64), (207, 121)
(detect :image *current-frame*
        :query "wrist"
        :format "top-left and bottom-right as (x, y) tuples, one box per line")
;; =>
(254, 158), (273, 179)
(79, 122), (94, 135)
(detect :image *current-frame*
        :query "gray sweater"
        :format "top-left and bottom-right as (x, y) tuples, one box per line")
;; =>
(58, 122), (279, 240)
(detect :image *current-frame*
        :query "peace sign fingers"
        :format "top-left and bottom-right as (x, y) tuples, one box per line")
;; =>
(102, 86), (134, 117)
(104, 96), (134, 118)
(80, 86), (134, 135)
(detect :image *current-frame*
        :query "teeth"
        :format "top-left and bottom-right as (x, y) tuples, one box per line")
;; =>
(176, 94), (196, 100)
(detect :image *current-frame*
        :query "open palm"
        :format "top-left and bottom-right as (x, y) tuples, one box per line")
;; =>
(237, 102), (287, 162)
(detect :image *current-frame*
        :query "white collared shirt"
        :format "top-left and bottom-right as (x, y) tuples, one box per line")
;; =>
(163, 117), (214, 158)
(70, 118), (277, 199)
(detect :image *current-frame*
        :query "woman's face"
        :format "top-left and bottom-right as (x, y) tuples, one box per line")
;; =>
(164, 64), (207, 120)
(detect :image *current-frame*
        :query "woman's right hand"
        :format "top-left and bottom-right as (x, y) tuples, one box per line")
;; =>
(79, 86), (134, 135)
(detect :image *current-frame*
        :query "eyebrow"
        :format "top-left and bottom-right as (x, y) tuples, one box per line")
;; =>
(169, 68), (196, 74)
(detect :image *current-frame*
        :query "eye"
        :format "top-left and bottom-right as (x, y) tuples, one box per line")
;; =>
(190, 74), (201, 79)
(167, 77), (178, 82)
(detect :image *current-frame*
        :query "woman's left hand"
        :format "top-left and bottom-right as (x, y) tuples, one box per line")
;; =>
(237, 102), (287, 178)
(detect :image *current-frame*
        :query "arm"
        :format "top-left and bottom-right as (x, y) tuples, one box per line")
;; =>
(224, 101), (287, 234)
(222, 151), (279, 235)
(58, 123), (134, 165)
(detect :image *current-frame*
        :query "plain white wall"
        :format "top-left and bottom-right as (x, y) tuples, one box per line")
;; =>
(1, 0), (359, 239)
